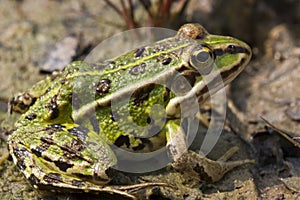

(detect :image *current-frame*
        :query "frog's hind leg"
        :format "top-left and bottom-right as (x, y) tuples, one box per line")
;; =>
(8, 139), (167, 199)
(8, 124), (169, 199)
(7, 124), (115, 193)
(165, 119), (255, 183)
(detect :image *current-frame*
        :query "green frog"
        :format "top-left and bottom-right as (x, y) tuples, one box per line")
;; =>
(8, 23), (253, 199)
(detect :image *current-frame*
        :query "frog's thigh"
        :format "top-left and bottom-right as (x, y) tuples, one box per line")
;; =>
(9, 139), (61, 189)
(9, 126), (116, 190)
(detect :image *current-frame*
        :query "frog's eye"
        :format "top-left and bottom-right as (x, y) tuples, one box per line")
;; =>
(190, 46), (214, 75)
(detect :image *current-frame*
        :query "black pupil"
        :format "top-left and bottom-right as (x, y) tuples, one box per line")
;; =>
(196, 51), (210, 62)
(227, 45), (235, 53)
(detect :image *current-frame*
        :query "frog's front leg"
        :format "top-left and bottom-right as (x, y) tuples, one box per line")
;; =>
(165, 120), (255, 183)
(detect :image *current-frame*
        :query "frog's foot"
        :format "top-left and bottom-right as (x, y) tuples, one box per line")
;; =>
(172, 147), (255, 183)
(165, 120), (254, 183)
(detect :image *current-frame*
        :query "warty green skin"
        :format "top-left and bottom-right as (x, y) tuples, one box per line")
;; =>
(8, 23), (252, 196)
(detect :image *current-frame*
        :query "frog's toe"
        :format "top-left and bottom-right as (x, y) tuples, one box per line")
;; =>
(172, 149), (255, 183)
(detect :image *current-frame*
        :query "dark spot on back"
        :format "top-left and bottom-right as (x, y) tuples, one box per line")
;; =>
(42, 124), (65, 135)
(69, 139), (86, 152)
(43, 156), (52, 162)
(68, 126), (89, 141)
(54, 158), (74, 172)
(146, 117), (152, 124)
(133, 91), (150, 106)
(163, 88), (170, 102)
(129, 63), (146, 75)
(25, 113), (37, 120)
(28, 174), (40, 186)
(134, 47), (145, 57)
(61, 139), (87, 161)
(13, 147), (29, 160)
(40, 136), (55, 145)
(48, 106), (59, 119)
(46, 86), (51, 93)
(132, 138), (151, 151)
(13, 147), (32, 171)
(96, 79), (111, 96)
(50, 124), (65, 130)
(31, 146), (44, 157)
(132, 84), (154, 106)
(162, 57), (172, 65)
(114, 135), (130, 148)
(43, 173), (63, 183)
(74, 173), (108, 183)
(45, 95), (59, 120)
(72, 179), (84, 187)
(16, 159), (26, 171)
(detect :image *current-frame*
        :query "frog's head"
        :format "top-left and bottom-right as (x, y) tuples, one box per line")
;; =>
(179, 23), (252, 86)
(203, 34), (252, 84)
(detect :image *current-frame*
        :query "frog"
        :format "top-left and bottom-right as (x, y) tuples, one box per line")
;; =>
(7, 23), (253, 199)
